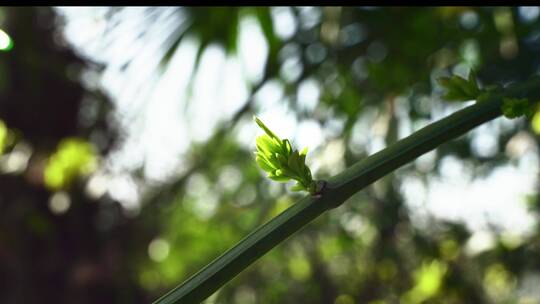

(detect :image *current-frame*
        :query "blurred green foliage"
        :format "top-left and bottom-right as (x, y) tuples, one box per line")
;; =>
(44, 138), (97, 190)
(0, 119), (6, 154)
(501, 97), (536, 119)
(2, 6), (540, 304)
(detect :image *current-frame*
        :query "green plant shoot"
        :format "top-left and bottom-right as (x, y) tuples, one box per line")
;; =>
(254, 116), (322, 195)
(501, 97), (536, 119)
(438, 71), (538, 119)
(437, 70), (481, 102)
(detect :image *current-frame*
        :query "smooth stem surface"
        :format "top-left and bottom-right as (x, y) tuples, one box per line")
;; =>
(153, 77), (540, 304)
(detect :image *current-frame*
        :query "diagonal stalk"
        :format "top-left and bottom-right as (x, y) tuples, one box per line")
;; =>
(153, 76), (540, 304)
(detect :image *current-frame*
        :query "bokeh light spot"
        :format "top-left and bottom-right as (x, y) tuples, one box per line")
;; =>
(334, 294), (355, 304)
(484, 263), (516, 300)
(531, 110), (540, 134)
(403, 260), (447, 303)
(0, 29), (13, 51)
(48, 191), (71, 215)
(519, 7), (540, 24)
(148, 238), (170, 262)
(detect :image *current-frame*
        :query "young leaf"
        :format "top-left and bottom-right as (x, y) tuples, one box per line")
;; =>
(253, 116), (318, 195)
(501, 98), (534, 119)
(290, 183), (305, 191)
(256, 156), (275, 172)
(438, 72), (481, 102)
(283, 139), (292, 154)
(256, 135), (279, 155)
(254, 116), (279, 140)
(268, 174), (290, 182)
(288, 150), (301, 175)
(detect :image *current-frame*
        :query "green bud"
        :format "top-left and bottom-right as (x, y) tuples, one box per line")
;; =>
(501, 98), (535, 119)
(253, 116), (320, 195)
(438, 72), (481, 102)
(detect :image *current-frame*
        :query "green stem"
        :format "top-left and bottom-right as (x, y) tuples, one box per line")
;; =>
(153, 76), (540, 304)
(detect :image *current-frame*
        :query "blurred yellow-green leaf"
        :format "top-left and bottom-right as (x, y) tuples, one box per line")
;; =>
(0, 120), (6, 154)
(402, 260), (447, 304)
(44, 138), (97, 190)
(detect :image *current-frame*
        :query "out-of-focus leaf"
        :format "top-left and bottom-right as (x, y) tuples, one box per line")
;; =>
(44, 138), (97, 190)
(438, 73), (481, 101)
(0, 120), (7, 154)
(501, 97), (535, 119)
